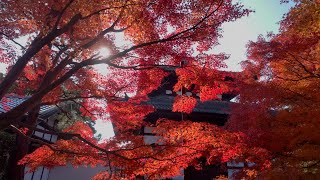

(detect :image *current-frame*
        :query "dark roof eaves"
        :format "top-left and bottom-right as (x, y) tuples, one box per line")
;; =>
(146, 95), (232, 114)
(0, 96), (59, 117)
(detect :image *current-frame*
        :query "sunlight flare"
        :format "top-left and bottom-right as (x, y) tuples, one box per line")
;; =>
(97, 47), (111, 58)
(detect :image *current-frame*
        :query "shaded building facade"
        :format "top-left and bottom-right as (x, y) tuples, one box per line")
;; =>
(140, 67), (237, 179)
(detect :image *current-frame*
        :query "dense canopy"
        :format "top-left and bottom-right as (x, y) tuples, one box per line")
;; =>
(0, 0), (319, 179)
(227, 0), (320, 178)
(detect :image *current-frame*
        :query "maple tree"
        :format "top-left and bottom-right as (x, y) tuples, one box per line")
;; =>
(2, 0), (318, 179)
(0, 0), (255, 179)
(227, 0), (320, 178)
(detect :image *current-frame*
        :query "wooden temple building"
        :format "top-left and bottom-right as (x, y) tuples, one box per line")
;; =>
(139, 66), (239, 179)
(0, 96), (59, 180)
(1, 97), (103, 180)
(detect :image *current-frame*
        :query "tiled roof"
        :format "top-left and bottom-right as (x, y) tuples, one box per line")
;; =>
(146, 95), (232, 114)
(0, 96), (58, 118)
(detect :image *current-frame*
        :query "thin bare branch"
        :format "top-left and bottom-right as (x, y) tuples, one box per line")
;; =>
(0, 32), (26, 49)
(105, 62), (180, 70)
(52, 46), (69, 66)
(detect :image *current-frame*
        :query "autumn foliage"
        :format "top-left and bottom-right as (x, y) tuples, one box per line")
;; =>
(0, 0), (252, 179)
(227, 0), (320, 178)
(0, 0), (319, 179)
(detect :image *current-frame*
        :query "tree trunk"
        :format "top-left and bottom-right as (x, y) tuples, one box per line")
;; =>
(8, 134), (29, 180)
(8, 106), (40, 180)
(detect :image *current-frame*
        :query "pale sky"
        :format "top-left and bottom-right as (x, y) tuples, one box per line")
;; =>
(216, 0), (294, 71)
(0, 0), (294, 139)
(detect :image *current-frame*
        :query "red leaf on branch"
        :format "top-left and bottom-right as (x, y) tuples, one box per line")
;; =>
(172, 95), (197, 114)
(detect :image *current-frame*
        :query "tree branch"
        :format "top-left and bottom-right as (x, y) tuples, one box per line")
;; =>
(105, 63), (180, 70)
(0, 32), (26, 50)
(0, 13), (82, 101)
(53, 0), (75, 29)
(0, 0), (223, 130)
(81, 2), (136, 20)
